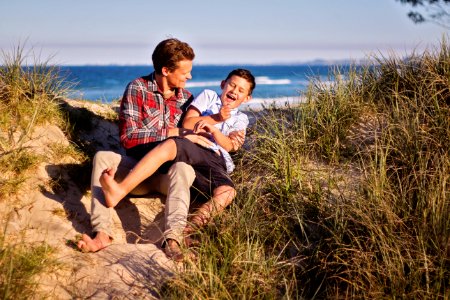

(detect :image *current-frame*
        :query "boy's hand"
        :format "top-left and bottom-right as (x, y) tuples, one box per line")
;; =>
(229, 130), (245, 151)
(218, 104), (232, 121)
(194, 120), (218, 134)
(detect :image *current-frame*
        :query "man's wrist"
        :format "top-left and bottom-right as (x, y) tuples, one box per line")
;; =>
(178, 128), (193, 137)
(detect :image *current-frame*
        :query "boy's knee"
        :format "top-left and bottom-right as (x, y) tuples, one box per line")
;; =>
(214, 185), (236, 207)
(218, 185), (236, 195)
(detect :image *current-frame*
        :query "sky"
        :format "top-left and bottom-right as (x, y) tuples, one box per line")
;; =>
(0, 0), (448, 65)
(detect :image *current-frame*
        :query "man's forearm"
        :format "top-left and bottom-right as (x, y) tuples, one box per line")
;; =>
(167, 127), (194, 137)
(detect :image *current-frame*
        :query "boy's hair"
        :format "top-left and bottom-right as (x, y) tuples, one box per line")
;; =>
(152, 38), (195, 74)
(225, 69), (256, 95)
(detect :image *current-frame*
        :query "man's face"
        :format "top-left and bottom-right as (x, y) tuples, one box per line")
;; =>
(165, 59), (193, 89)
(220, 75), (252, 109)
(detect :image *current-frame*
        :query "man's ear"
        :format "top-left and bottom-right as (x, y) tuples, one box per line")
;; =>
(162, 67), (169, 76)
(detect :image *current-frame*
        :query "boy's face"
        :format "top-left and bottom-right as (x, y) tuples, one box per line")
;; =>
(220, 75), (252, 109)
(163, 59), (193, 89)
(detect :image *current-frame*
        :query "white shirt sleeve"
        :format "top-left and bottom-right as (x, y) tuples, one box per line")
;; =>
(189, 89), (218, 115)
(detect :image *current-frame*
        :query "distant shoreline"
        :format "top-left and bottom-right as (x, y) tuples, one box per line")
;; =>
(241, 95), (306, 111)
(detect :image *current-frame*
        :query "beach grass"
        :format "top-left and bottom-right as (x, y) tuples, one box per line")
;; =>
(0, 226), (56, 300)
(0, 45), (73, 298)
(160, 38), (449, 299)
(0, 44), (72, 197)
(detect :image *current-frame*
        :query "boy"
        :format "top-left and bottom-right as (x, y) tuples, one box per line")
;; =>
(100, 69), (255, 257)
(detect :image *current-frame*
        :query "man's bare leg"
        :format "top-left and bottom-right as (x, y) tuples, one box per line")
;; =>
(100, 139), (177, 208)
(77, 231), (112, 252)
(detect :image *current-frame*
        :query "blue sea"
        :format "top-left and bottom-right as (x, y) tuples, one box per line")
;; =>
(60, 65), (341, 109)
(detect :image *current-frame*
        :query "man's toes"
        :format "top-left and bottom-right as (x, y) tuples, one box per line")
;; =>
(77, 240), (90, 252)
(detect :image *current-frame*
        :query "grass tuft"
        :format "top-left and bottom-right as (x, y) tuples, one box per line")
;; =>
(0, 44), (73, 197)
(0, 230), (56, 299)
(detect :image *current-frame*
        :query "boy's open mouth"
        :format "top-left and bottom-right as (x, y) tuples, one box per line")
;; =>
(226, 93), (237, 101)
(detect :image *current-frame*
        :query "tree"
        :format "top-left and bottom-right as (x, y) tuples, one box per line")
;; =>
(397, 0), (450, 29)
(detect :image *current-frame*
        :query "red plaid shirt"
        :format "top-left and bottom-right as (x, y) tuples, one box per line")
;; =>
(119, 72), (193, 149)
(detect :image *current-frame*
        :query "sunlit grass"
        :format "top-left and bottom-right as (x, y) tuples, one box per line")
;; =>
(0, 44), (74, 197)
(0, 45), (75, 298)
(0, 228), (56, 299)
(160, 37), (449, 299)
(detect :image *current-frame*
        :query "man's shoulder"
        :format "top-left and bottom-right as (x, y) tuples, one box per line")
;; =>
(127, 73), (153, 89)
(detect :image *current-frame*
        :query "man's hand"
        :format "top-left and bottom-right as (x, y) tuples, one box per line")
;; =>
(228, 130), (246, 151)
(183, 132), (214, 148)
(218, 103), (232, 121)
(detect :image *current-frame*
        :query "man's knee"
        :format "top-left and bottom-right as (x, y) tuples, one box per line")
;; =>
(168, 162), (196, 186)
(93, 151), (119, 168)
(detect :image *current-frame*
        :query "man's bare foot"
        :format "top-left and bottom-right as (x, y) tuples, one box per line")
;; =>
(99, 168), (127, 208)
(77, 231), (112, 252)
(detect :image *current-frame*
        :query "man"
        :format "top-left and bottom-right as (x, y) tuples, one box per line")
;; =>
(77, 38), (212, 259)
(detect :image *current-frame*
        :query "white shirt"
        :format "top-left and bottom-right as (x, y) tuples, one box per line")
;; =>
(189, 89), (249, 173)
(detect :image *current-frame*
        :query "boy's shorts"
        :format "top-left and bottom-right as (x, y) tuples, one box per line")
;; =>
(170, 137), (234, 194)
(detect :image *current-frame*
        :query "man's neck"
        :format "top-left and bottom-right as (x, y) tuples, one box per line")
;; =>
(154, 73), (175, 96)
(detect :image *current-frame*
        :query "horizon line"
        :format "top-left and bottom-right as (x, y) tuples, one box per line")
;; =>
(51, 58), (371, 67)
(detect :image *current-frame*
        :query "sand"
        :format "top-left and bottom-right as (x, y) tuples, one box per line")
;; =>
(1, 100), (180, 299)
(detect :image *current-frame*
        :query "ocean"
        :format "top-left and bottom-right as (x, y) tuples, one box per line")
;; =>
(60, 64), (340, 109)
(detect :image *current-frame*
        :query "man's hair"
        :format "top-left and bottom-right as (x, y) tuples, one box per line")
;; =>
(225, 69), (256, 95)
(152, 38), (195, 74)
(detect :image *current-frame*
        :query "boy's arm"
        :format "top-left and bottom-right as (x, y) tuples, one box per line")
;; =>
(194, 120), (233, 152)
(193, 120), (244, 152)
(182, 105), (232, 129)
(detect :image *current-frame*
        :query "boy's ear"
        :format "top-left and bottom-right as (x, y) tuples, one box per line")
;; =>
(243, 95), (252, 103)
(220, 80), (226, 89)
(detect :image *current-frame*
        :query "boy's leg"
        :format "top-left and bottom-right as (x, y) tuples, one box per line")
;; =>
(78, 151), (138, 252)
(100, 139), (178, 207)
(187, 185), (236, 231)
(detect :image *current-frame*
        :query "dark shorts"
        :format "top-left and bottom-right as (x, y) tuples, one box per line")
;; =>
(127, 138), (234, 196)
(170, 137), (234, 194)
(126, 141), (174, 173)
